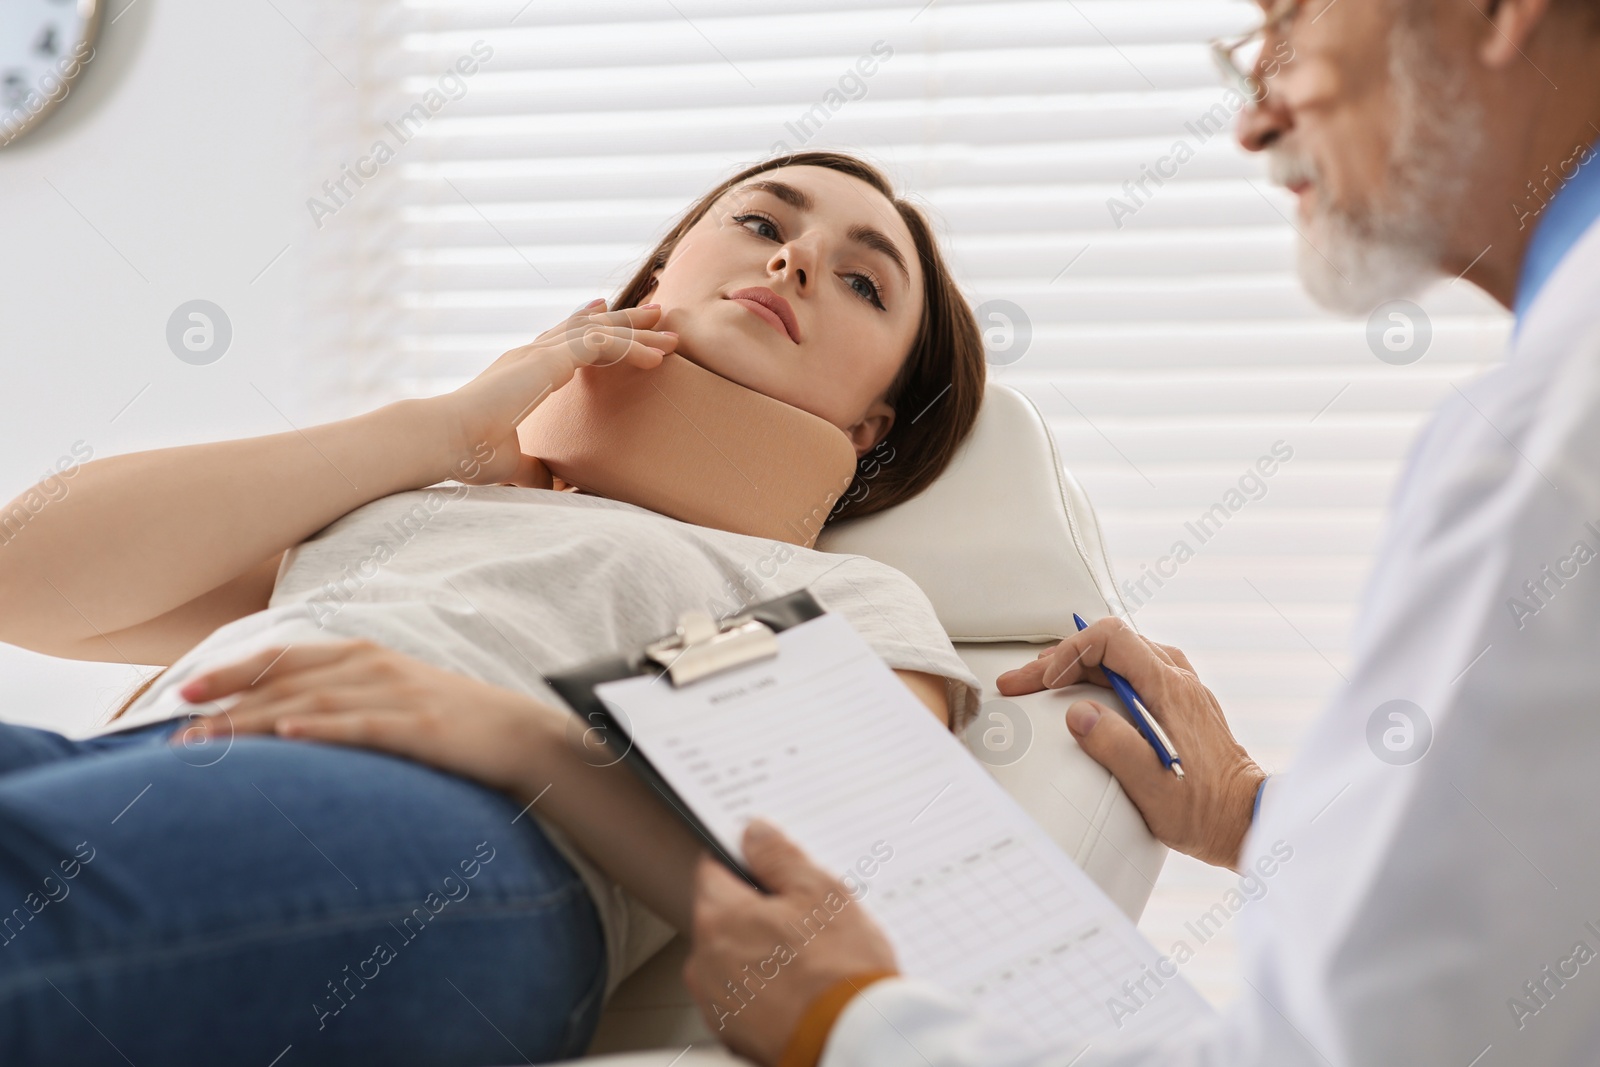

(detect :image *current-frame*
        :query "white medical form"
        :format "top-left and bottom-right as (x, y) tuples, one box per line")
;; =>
(592, 610), (1213, 1054)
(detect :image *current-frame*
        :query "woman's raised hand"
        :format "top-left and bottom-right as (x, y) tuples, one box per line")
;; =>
(428, 300), (679, 487)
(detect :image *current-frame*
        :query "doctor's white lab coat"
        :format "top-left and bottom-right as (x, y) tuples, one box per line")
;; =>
(821, 222), (1600, 1067)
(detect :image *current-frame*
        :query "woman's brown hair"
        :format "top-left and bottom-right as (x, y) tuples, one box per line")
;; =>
(610, 150), (986, 526)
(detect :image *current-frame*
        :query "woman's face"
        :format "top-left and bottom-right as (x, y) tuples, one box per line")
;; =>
(649, 165), (926, 456)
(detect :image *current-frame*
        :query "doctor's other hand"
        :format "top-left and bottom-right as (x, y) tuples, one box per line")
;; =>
(427, 300), (680, 488)
(683, 820), (899, 1067)
(996, 616), (1266, 871)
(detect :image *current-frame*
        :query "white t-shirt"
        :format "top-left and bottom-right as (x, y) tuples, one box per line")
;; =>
(99, 484), (983, 997)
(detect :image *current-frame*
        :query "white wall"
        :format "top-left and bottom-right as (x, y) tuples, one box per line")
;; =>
(0, 0), (348, 733)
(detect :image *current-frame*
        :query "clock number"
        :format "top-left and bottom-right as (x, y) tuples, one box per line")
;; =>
(34, 25), (61, 58)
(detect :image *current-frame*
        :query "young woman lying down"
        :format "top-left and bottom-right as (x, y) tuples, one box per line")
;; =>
(0, 151), (987, 1066)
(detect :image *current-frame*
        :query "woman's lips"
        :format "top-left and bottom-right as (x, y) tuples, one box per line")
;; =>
(726, 288), (801, 344)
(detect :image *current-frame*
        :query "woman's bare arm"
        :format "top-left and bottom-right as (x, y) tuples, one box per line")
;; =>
(896, 668), (950, 727)
(53, 550), (287, 666)
(0, 306), (677, 663)
(0, 400), (453, 661)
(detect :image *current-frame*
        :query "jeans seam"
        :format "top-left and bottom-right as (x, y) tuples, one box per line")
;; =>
(0, 881), (594, 1003)
(560, 933), (609, 1058)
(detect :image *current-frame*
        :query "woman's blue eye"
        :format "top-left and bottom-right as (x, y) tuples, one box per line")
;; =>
(848, 274), (885, 309)
(735, 213), (779, 240)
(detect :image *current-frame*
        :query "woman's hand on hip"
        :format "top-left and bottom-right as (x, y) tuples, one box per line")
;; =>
(996, 615), (1266, 870)
(173, 639), (553, 796)
(425, 299), (680, 488)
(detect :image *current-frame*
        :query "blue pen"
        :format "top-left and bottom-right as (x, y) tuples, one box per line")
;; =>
(1073, 613), (1184, 779)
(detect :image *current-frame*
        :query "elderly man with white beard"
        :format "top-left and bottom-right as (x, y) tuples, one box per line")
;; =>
(677, 0), (1600, 1064)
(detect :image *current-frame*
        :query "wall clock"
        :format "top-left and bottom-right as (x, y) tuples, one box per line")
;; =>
(1, 0), (102, 148)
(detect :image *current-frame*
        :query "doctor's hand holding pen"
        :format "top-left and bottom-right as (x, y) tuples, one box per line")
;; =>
(996, 614), (1267, 872)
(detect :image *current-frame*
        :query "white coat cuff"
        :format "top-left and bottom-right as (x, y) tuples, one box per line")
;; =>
(819, 977), (1057, 1067)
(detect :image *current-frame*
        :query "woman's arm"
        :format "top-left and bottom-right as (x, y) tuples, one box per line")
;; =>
(895, 669), (949, 727)
(56, 550), (287, 666)
(0, 305), (676, 663)
(0, 401), (452, 662)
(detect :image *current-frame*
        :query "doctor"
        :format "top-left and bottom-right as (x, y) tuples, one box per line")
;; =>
(681, 0), (1600, 1064)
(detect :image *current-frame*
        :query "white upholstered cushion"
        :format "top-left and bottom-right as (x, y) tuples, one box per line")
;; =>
(815, 383), (1129, 641)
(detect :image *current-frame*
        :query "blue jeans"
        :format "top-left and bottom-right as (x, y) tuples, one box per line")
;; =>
(0, 717), (607, 1065)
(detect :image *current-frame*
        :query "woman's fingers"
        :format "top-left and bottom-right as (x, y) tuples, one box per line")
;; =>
(484, 325), (673, 410)
(272, 709), (456, 778)
(180, 691), (337, 741)
(214, 678), (389, 732)
(535, 301), (665, 345)
(533, 297), (613, 343)
(187, 648), (412, 728)
(552, 323), (677, 370)
(273, 710), (425, 751)
(584, 304), (664, 330)
(230, 707), (439, 765)
(180, 641), (369, 701)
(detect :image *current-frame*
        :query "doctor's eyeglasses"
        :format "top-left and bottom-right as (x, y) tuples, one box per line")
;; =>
(1210, 0), (1304, 98)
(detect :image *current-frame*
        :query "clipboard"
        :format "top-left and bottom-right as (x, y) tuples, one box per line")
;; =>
(543, 588), (827, 890)
(547, 590), (1215, 1048)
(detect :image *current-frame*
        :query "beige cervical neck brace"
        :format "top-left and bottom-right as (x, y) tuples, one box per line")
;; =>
(517, 354), (860, 548)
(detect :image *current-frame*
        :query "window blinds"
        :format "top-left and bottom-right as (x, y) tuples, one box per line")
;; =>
(308, 0), (1513, 1003)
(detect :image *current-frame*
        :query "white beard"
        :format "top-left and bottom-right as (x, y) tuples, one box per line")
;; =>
(1274, 19), (1484, 315)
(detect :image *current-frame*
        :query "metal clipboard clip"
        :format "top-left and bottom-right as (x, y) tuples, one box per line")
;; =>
(642, 609), (780, 687)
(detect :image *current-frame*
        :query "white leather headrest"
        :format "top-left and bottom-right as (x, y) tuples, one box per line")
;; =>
(816, 383), (1125, 643)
